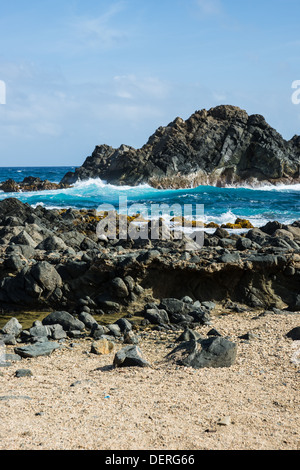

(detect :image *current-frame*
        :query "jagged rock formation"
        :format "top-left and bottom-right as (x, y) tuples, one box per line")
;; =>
(61, 105), (300, 188)
(0, 177), (70, 193)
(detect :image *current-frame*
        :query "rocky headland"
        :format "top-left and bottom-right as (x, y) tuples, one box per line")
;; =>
(60, 105), (300, 189)
(0, 176), (70, 193)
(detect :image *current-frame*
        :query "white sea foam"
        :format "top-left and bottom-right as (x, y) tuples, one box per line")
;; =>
(225, 182), (300, 192)
(72, 177), (153, 192)
(254, 183), (300, 192)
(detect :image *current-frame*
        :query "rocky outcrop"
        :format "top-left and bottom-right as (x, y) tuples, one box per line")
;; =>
(0, 176), (70, 193)
(0, 198), (299, 315)
(60, 105), (300, 188)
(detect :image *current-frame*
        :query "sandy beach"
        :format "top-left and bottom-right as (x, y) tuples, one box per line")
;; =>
(1, 307), (299, 451)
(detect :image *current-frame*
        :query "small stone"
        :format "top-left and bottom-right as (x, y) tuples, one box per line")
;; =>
(90, 338), (115, 355)
(15, 369), (33, 378)
(217, 416), (231, 426)
(124, 330), (139, 344)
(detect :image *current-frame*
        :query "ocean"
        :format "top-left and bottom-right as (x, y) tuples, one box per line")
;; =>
(0, 166), (299, 227)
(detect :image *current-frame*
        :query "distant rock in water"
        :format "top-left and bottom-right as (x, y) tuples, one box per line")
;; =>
(60, 105), (300, 189)
(0, 176), (70, 193)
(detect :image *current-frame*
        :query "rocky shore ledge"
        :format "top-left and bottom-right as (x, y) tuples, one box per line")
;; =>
(0, 197), (299, 315)
(61, 105), (300, 189)
(0, 176), (70, 193)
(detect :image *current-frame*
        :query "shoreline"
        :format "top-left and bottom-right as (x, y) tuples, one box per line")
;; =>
(1, 173), (300, 193)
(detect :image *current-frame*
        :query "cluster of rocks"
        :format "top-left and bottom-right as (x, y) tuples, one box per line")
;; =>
(1, 293), (299, 371)
(61, 105), (300, 189)
(0, 309), (142, 365)
(0, 305), (236, 370)
(0, 197), (299, 315)
(0, 176), (70, 193)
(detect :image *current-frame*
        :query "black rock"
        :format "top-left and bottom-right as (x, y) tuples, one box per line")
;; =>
(78, 311), (98, 330)
(110, 277), (129, 298)
(42, 311), (85, 332)
(114, 317), (133, 333)
(90, 324), (106, 339)
(287, 327), (300, 340)
(175, 328), (203, 342)
(113, 345), (150, 368)
(159, 298), (185, 315)
(15, 369), (33, 377)
(167, 336), (237, 369)
(14, 342), (61, 358)
(60, 106), (300, 189)
(144, 308), (170, 326)
(236, 237), (252, 251)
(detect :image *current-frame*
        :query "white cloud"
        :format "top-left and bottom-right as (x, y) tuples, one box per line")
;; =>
(113, 74), (170, 100)
(196, 0), (223, 16)
(66, 2), (128, 51)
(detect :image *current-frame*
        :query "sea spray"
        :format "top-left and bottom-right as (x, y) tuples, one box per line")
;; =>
(0, 167), (299, 226)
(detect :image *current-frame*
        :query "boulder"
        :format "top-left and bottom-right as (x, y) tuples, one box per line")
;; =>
(14, 342), (61, 358)
(159, 298), (185, 315)
(36, 235), (67, 251)
(287, 327), (300, 340)
(113, 345), (150, 368)
(30, 261), (63, 294)
(10, 230), (36, 248)
(144, 308), (170, 326)
(1, 318), (22, 337)
(78, 311), (98, 330)
(114, 317), (133, 333)
(167, 336), (237, 368)
(90, 323), (106, 339)
(42, 311), (85, 332)
(110, 277), (129, 298)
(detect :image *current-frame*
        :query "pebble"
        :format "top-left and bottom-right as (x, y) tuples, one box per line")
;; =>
(217, 416), (231, 426)
(15, 369), (33, 378)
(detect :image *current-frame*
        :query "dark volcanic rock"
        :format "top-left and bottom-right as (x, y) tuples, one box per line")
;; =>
(0, 317), (22, 337)
(14, 342), (61, 358)
(60, 105), (300, 189)
(0, 177), (70, 193)
(167, 336), (237, 369)
(286, 327), (300, 340)
(113, 345), (150, 368)
(0, 198), (299, 313)
(42, 311), (85, 332)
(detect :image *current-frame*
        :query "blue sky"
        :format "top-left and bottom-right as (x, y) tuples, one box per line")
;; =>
(0, 0), (300, 166)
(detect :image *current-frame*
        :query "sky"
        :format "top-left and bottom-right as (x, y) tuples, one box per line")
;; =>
(0, 0), (300, 166)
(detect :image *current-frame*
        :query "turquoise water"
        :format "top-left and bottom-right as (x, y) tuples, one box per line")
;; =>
(0, 167), (299, 226)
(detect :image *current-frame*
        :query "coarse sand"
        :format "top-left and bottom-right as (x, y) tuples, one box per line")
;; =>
(0, 308), (299, 451)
